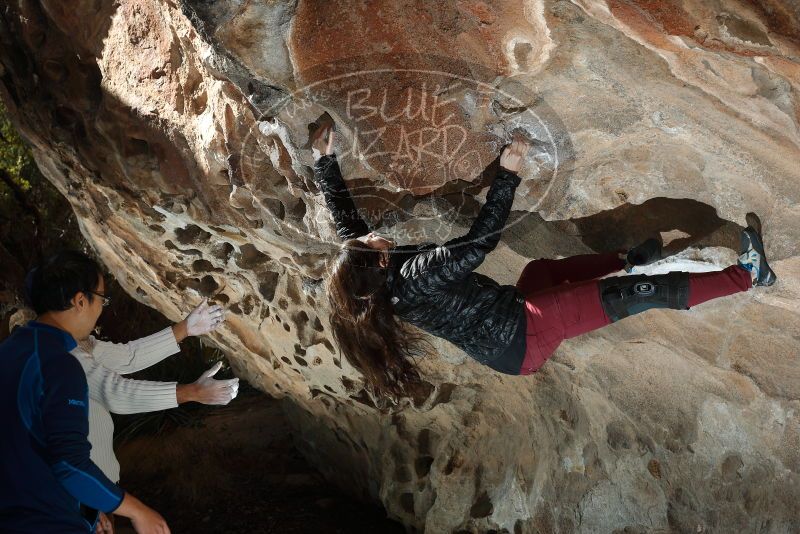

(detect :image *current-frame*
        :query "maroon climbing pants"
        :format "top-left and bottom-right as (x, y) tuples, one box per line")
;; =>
(515, 253), (753, 374)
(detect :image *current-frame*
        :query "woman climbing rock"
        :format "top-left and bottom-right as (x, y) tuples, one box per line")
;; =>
(309, 122), (776, 395)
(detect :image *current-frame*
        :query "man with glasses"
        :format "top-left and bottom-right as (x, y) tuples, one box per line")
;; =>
(89, 290), (112, 307)
(0, 250), (170, 533)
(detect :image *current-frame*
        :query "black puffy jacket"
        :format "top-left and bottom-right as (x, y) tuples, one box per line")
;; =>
(314, 154), (527, 374)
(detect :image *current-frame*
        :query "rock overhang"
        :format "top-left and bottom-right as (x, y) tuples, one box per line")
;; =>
(1, 0), (799, 531)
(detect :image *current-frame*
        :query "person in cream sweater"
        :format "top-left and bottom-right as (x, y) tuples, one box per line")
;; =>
(70, 299), (238, 533)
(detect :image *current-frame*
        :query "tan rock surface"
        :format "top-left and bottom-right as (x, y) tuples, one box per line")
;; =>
(0, 0), (798, 531)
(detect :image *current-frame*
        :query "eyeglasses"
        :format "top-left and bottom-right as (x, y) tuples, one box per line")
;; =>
(89, 291), (112, 307)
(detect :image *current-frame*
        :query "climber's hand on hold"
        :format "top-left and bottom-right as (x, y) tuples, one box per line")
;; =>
(189, 362), (240, 405)
(499, 136), (531, 174)
(311, 124), (335, 160)
(324, 126), (335, 154)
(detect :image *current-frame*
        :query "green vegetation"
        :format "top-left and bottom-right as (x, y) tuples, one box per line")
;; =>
(0, 102), (38, 187)
(0, 101), (84, 273)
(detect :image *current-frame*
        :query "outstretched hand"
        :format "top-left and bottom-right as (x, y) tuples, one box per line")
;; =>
(499, 136), (531, 174)
(185, 299), (225, 336)
(191, 362), (239, 405)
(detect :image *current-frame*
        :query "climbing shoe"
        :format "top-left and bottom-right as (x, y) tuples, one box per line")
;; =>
(624, 238), (662, 273)
(738, 226), (776, 287)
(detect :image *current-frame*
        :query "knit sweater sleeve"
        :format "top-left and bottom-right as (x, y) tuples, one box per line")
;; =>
(83, 359), (178, 415)
(71, 342), (179, 415)
(86, 327), (180, 374)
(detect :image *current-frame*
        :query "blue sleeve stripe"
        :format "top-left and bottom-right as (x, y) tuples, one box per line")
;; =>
(17, 348), (46, 447)
(53, 461), (124, 512)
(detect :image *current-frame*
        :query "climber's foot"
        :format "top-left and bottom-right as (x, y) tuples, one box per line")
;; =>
(624, 237), (663, 273)
(745, 212), (763, 236)
(738, 225), (776, 287)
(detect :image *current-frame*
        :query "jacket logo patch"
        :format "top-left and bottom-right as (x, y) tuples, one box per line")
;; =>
(67, 399), (86, 407)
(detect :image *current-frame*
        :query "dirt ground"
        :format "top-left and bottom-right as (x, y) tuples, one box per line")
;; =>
(112, 388), (404, 534)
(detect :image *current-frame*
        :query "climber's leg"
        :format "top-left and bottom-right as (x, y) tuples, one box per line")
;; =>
(516, 253), (625, 296)
(516, 254), (627, 374)
(597, 266), (753, 322)
(519, 263), (755, 374)
(597, 271), (690, 322)
(551, 265), (751, 345)
(516, 232), (762, 374)
(518, 275), (620, 374)
(518, 289), (569, 374)
(686, 265), (753, 307)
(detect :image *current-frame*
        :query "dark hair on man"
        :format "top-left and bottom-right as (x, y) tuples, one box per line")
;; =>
(25, 250), (103, 315)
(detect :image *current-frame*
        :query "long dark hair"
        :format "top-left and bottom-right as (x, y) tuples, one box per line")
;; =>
(327, 239), (430, 397)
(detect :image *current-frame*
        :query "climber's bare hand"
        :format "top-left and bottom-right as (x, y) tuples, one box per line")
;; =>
(311, 124), (335, 158)
(499, 136), (530, 174)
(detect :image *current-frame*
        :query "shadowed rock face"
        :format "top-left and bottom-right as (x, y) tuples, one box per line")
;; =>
(1, 0), (799, 531)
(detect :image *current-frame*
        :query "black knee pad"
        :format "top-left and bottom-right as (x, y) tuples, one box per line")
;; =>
(598, 271), (690, 322)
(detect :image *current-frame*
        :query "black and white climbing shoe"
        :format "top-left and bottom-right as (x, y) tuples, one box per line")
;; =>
(625, 238), (663, 273)
(738, 226), (777, 287)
